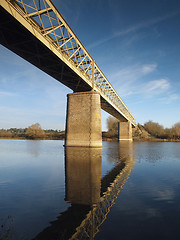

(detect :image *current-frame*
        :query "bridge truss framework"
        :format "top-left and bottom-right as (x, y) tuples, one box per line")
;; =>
(0, 0), (136, 126)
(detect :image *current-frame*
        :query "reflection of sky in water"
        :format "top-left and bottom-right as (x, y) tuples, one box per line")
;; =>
(0, 140), (180, 240)
(0, 139), (68, 239)
(96, 142), (180, 240)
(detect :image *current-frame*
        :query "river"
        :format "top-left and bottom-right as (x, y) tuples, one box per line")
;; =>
(0, 139), (180, 240)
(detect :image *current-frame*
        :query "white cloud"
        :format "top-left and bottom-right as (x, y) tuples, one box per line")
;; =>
(110, 63), (157, 97)
(111, 63), (157, 81)
(167, 93), (179, 102)
(110, 63), (177, 102)
(142, 64), (157, 74)
(161, 93), (179, 104)
(0, 91), (18, 97)
(146, 79), (170, 93)
(140, 79), (179, 103)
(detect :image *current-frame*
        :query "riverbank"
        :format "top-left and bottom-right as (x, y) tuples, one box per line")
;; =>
(102, 136), (180, 142)
(0, 131), (65, 140)
(1, 135), (179, 142)
(102, 130), (180, 142)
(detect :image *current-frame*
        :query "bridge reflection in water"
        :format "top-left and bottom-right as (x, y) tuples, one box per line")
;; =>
(34, 143), (135, 240)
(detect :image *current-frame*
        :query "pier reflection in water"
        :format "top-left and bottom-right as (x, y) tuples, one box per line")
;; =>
(65, 147), (102, 206)
(34, 142), (135, 240)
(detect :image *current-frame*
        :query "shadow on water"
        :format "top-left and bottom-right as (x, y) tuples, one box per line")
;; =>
(33, 142), (135, 240)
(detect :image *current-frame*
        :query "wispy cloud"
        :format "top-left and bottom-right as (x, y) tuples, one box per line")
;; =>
(111, 63), (157, 81)
(160, 93), (179, 104)
(140, 79), (180, 103)
(0, 91), (18, 97)
(110, 63), (179, 103)
(88, 10), (180, 49)
(110, 63), (157, 97)
(144, 79), (170, 95)
(142, 65), (157, 74)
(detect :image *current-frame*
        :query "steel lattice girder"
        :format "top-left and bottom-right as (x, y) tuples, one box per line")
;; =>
(0, 0), (136, 126)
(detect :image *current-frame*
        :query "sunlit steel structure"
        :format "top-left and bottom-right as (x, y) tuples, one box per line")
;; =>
(0, 0), (136, 126)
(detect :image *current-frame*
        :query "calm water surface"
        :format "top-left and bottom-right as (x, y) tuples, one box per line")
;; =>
(0, 139), (180, 239)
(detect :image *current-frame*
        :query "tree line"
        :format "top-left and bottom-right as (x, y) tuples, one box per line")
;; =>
(106, 116), (180, 140)
(1, 119), (180, 141)
(0, 123), (65, 140)
(143, 120), (180, 139)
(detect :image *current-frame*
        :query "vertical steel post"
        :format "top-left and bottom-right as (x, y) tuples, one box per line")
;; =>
(92, 60), (95, 89)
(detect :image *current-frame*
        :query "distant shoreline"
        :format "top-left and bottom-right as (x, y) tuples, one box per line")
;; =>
(0, 136), (179, 142)
(103, 137), (180, 142)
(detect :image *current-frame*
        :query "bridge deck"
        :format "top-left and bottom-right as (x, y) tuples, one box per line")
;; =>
(0, 0), (136, 126)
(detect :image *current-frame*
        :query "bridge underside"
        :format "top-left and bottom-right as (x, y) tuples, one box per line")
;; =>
(0, 6), (133, 146)
(0, 6), (92, 92)
(0, 6), (129, 123)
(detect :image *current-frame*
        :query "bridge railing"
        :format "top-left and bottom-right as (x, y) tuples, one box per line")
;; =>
(5, 0), (136, 125)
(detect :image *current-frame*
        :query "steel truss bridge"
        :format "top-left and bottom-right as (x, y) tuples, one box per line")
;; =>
(0, 0), (136, 126)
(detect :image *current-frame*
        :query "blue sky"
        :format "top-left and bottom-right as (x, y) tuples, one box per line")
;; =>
(0, 0), (180, 130)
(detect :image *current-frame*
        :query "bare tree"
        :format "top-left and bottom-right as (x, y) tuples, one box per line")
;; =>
(172, 122), (180, 138)
(107, 116), (119, 136)
(144, 120), (164, 138)
(26, 123), (45, 139)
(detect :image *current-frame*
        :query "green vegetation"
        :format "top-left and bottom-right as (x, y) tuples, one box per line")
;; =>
(0, 123), (65, 140)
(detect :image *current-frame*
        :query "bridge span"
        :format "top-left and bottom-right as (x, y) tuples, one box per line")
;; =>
(0, 0), (136, 147)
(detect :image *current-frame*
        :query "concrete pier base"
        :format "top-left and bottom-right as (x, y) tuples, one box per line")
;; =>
(65, 91), (102, 147)
(118, 121), (132, 141)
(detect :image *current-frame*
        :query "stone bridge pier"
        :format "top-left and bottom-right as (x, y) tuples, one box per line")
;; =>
(118, 121), (133, 141)
(65, 91), (133, 147)
(65, 91), (102, 147)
